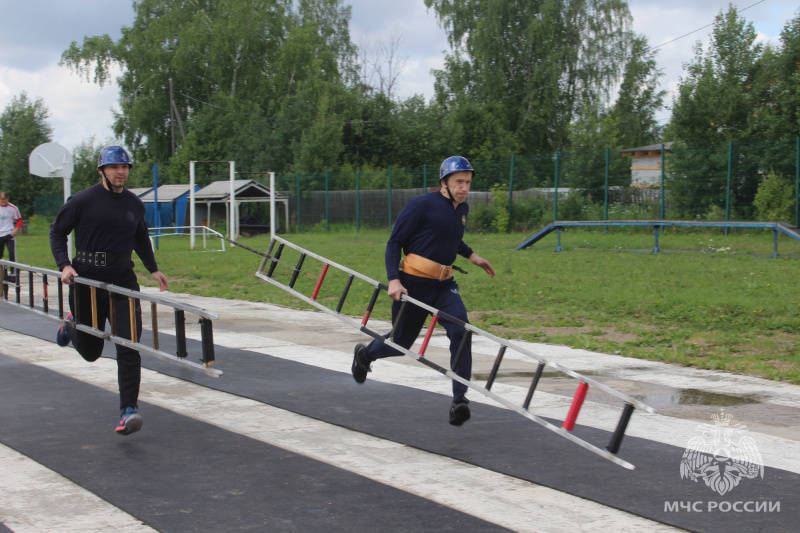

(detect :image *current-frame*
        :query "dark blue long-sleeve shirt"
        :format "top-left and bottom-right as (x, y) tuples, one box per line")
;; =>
(50, 183), (158, 282)
(385, 191), (473, 282)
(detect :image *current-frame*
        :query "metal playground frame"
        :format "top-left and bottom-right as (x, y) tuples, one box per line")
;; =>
(254, 235), (656, 470)
(515, 220), (800, 255)
(1, 260), (221, 378)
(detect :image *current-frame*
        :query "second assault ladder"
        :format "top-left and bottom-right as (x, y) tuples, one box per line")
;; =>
(254, 236), (655, 470)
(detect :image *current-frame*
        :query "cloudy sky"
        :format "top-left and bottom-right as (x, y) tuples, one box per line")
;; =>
(0, 0), (796, 154)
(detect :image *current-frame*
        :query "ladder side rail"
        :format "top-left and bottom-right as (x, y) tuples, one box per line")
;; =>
(255, 271), (635, 470)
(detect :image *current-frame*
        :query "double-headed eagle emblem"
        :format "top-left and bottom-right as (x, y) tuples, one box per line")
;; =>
(680, 410), (764, 495)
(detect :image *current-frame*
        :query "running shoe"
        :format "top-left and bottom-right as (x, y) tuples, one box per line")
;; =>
(56, 313), (74, 347)
(116, 407), (143, 435)
(351, 343), (371, 383)
(449, 397), (471, 426)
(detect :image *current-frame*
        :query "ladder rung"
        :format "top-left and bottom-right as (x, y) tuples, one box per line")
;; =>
(266, 243), (284, 277)
(28, 271), (34, 308)
(451, 330), (471, 371)
(361, 286), (381, 325)
(388, 300), (407, 341)
(485, 345), (506, 391)
(606, 403), (635, 454)
(563, 382), (589, 431)
(523, 361), (546, 409)
(200, 317), (215, 367)
(418, 315), (438, 356)
(289, 253), (306, 288)
(310, 264), (329, 300)
(335, 275), (354, 314)
(175, 309), (187, 358)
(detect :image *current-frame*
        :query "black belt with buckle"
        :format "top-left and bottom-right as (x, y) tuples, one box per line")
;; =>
(75, 250), (132, 267)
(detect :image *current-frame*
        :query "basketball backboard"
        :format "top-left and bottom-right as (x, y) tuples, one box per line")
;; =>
(29, 142), (73, 178)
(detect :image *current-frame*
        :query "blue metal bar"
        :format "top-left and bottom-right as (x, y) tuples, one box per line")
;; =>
(773, 229), (779, 258)
(652, 226), (660, 254)
(516, 220), (800, 251)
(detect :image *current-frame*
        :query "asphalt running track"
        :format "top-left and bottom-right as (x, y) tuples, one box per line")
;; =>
(1, 300), (797, 532)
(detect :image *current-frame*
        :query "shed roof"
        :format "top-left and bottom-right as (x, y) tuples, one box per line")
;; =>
(194, 179), (285, 202)
(140, 184), (197, 203)
(128, 187), (153, 197)
(620, 142), (674, 154)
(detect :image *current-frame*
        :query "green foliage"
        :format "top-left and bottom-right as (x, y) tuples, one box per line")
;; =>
(70, 136), (105, 192)
(490, 183), (509, 233)
(0, 92), (57, 217)
(754, 171), (795, 222)
(426, 0), (636, 153)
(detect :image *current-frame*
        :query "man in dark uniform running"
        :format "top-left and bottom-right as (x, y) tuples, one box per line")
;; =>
(50, 145), (168, 435)
(352, 155), (495, 426)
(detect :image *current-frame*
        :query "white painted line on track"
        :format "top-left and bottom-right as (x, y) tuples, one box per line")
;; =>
(0, 329), (683, 533)
(0, 443), (157, 533)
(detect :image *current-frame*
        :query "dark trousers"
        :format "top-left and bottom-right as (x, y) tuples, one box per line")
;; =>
(67, 269), (143, 411)
(363, 277), (471, 401)
(0, 235), (15, 262)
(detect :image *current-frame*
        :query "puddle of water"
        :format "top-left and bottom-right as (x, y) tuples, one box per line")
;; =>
(633, 388), (763, 408)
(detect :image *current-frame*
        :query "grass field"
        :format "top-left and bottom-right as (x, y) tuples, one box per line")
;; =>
(12, 216), (800, 384)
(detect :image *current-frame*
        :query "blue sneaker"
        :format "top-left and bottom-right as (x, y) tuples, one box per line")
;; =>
(56, 313), (74, 347)
(116, 407), (142, 435)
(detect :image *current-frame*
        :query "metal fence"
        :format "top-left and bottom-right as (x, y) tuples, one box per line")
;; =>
(34, 139), (800, 232)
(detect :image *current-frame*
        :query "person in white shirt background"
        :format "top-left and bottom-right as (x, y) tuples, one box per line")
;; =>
(0, 192), (23, 266)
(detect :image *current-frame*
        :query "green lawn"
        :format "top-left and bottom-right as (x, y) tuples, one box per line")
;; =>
(14, 216), (800, 384)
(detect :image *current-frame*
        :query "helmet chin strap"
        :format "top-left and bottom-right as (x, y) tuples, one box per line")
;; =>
(442, 178), (461, 207)
(101, 168), (123, 192)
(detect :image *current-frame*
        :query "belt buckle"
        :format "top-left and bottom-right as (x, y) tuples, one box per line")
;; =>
(437, 265), (447, 281)
(95, 252), (106, 266)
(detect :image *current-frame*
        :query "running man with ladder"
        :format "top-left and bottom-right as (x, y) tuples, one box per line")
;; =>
(50, 145), (168, 436)
(352, 156), (495, 425)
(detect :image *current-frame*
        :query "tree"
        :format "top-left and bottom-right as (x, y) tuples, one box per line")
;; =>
(0, 92), (56, 217)
(60, 0), (358, 178)
(71, 136), (105, 192)
(608, 35), (665, 148)
(425, 0), (633, 153)
(667, 6), (765, 218)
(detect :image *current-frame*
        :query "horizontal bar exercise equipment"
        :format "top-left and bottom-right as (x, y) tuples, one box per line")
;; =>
(1, 260), (221, 377)
(254, 236), (656, 470)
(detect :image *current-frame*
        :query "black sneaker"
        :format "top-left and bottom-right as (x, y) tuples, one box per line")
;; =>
(351, 343), (371, 384)
(449, 398), (471, 426)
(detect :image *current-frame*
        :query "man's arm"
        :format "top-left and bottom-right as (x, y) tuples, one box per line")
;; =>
(468, 252), (495, 278)
(49, 200), (77, 272)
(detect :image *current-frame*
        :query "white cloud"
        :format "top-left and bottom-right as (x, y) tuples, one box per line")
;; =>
(0, 0), (797, 153)
(0, 63), (121, 151)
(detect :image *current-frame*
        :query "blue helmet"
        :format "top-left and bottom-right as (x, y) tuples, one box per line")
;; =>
(439, 156), (474, 182)
(97, 145), (132, 169)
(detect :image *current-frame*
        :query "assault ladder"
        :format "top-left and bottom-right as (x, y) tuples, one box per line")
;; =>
(254, 236), (655, 470)
(1, 260), (221, 377)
